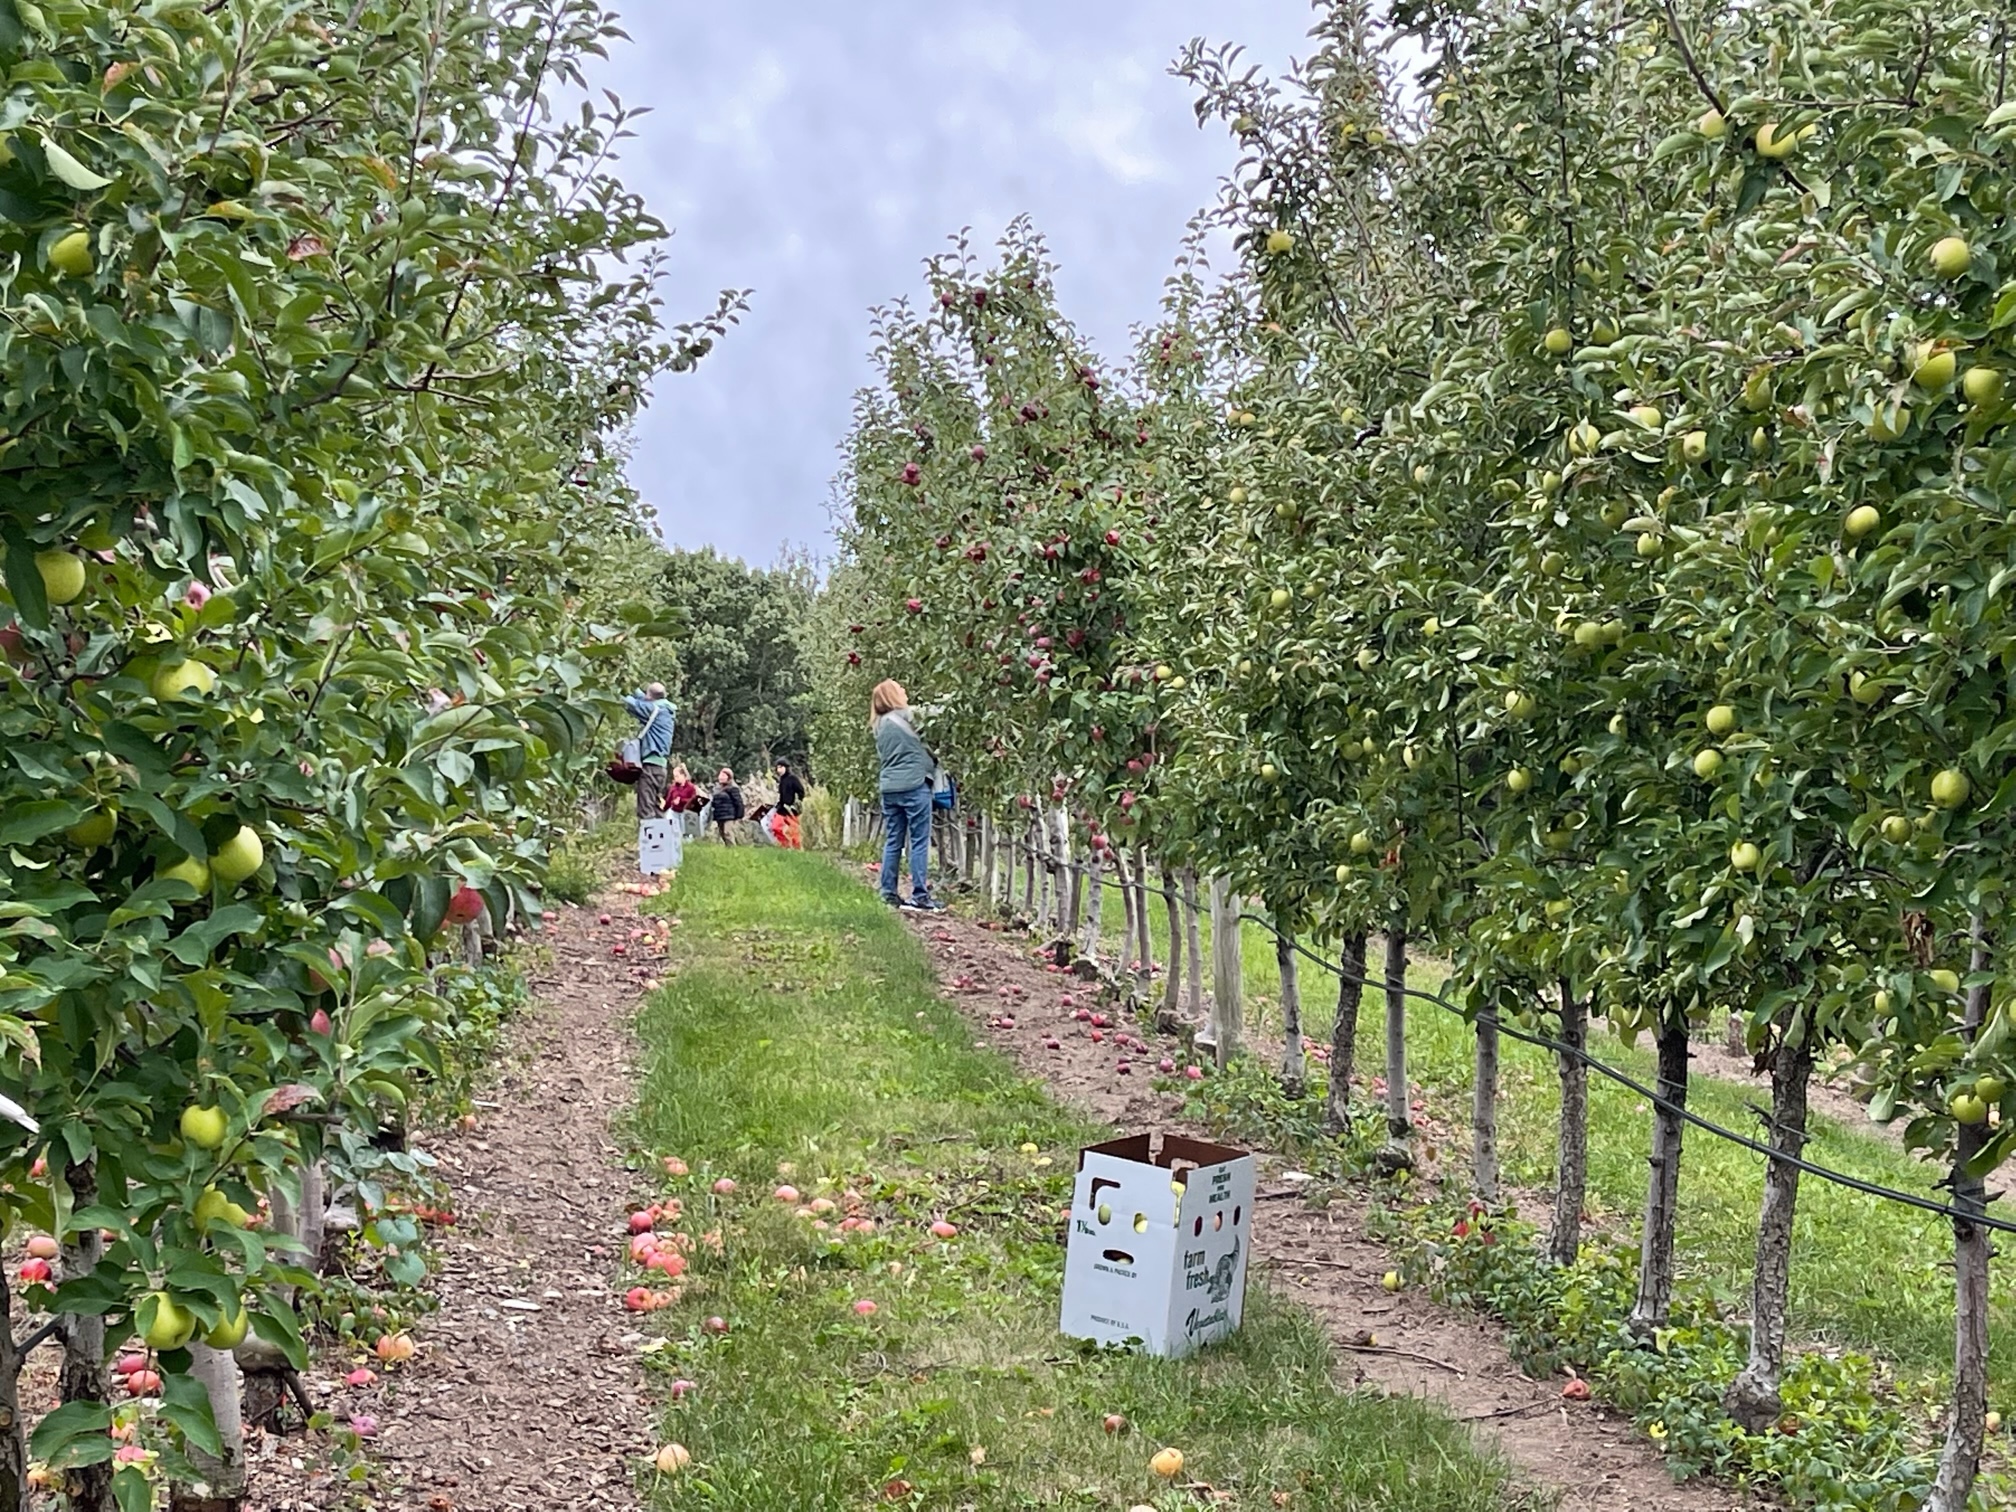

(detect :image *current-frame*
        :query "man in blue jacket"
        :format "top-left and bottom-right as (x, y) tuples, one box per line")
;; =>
(624, 683), (676, 821)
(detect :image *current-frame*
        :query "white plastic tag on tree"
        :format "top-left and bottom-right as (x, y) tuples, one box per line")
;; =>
(638, 818), (680, 875)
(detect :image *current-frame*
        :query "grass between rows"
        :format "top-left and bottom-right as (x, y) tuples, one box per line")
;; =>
(622, 846), (1535, 1511)
(1086, 885), (2007, 1399)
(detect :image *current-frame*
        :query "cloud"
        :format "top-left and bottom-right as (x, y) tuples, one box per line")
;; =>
(590, 1), (1317, 567)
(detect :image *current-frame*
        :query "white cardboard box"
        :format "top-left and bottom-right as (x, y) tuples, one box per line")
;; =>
(1059, 1131), (1256, 1357)
(638, 818), (681, 876)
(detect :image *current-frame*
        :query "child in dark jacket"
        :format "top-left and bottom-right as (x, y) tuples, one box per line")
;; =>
(708, 769), (745, 843)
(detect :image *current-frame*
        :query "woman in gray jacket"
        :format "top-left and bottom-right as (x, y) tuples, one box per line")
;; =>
(870, 680), (944, 911)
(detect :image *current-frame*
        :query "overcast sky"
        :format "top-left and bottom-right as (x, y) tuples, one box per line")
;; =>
(587, 2), (1322, 570)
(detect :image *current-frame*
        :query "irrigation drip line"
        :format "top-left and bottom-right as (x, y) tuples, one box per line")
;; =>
(975, 827), (2016, 1238)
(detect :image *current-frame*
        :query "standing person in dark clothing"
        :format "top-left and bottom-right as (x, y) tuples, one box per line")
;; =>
(708, 767), (745, 843)
(774, 760), (806, 850)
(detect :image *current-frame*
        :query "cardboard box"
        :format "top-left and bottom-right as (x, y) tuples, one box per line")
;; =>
(638, 818), (681, 876)
(1059, 1132), (1255, 1357)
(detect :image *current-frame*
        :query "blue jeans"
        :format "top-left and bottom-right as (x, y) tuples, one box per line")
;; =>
(880, 784), (934, 902)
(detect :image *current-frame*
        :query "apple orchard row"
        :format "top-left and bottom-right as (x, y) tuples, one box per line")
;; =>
(810, 4), (2016, 1508)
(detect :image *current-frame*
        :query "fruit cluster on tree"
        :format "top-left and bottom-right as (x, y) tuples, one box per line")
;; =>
(817, 2), (2016, 1503)
(0, 1), (735, 1506)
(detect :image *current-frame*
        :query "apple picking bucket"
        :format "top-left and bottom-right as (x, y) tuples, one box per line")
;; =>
(1060, 1131), (1255, 1357)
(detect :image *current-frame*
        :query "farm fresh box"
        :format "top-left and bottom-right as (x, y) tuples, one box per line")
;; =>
(1059, 1132), (1256, 1357)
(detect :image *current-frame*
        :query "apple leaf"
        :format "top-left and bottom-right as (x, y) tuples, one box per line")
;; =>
(38, 135), (113, 191)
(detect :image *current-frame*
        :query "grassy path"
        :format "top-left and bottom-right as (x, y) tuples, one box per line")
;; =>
(1095, 889), (2005, 1393)
(624, 848), (1531, 1511)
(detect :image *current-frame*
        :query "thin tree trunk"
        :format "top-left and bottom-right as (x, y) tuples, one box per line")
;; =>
(1928, 920), (1994, 1512)
(1060, 809), (1081, 941)
(1378, 929), (1413, 1172)
(0, 1276), (23, 1512)
(1020, 818), (1035, 918)
(1133, 845), (1154, 994)
(1325, 931), (1367, 1131)
(60, 1159), (110, 1512)
(1724, 1010), (1815, 1431)
(842, 797), (858, 849)
(1158, 863), (1184, 1032)
(1079, 853), (1102, 965)
(1182, 868), (1205, 1032)
(1207, 877), (1243, 1068)
(1473, 1010), (1501, 1205)
(1031, 817), (1049, 927)
(172, 1343), (246, 1510)
(1629, 1015), (1691, 1337)
(1550, 978), (1589, 1267)
(1113, 849), (1136, 982)
(1276, 929), (1305, 1097)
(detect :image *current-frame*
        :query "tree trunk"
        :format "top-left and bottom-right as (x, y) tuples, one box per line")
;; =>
(1325, 932), (1367, 1131)
(1031, 817), (1049, 928)
(1472, 1009), (1501, 1205)
(1114, 849), (1137, 983)
(1060, 809), (1081, 941)
(1207, 878), (1243, 1069)
(1158, 863), (1184, 1032)
(171, 1343), (246, 1510)
(1724, 1012), (1816, 1431)
(247, 1158), (326, 1430)
(460, 918), (483, 971)
(1378, 929), (1413, 1173)
(60, 1159), (111, 1512)
(1550, 978), (1589, 1267)
(0, 1277), (24, 1512)
(842, 796), (858, 849)
(1021, 818), (1036, 918)
(1078, 853), (1102, 965)
(1629, 1015), (1691, 1337)
(1276, 929), (1305, 1097)
(1928, 921), (1994, 1512)
(1182, 868), (1205, 1031)
(1133, 845), (1154, 996)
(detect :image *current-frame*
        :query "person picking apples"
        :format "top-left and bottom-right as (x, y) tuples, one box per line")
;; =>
(622, 682), (677, 822)
(870, 679), (945, 912)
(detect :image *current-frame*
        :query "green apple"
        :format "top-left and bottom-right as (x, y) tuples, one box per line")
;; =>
(34, 551), (85, 606)
(1931, 968), (1962, 994)
(152, 659), (216, 701)
(211, 825), (263, 886)
(1844, 504), (1880, 539)
(204, 1303), (250, 1350)
(1754, 122), (1796, 159)
(1608, 713), (1627, 737)
(1574, 621), (1604, 650)
(1636, 532), (1663, 559)
(1698, 108), (1726, 139)
(1402, 744), (1421, 770)
(1153, 664), (1172, 682)
(1268, 588), (1291, 610)
(1880, 815), (1912, 844)
(1681, 429), (1709, 463)
(1874, 988), (1893, 1017)
(1729, 841), (1762, 872)
(1930, 235), (1973, 278)
(66, 810), (116, 848)
(1913, 349), (1957, 389)
(194, 1186), (252, 1228)
(1504, 690), (1534, 719)
(1705, 705), (1736, 737)
(1350, 831), (1375, 855)
(140, 1291), (196, 1351)
(1868, 405), (1911, 442)
(1849, 671), (1885, 705)
(1750, 425), (1771, 455)
(1932, 768), (1970, 808)
(1265, 228), (1293, 255)
(1964, 366), (2004, 406)
(48, 229), (92, 277)
(1355, 646), (1378, 671)
(1976, 1075), (2007, 1103)
(1628, 403), (1662, 430)
(1334, 863), (1350, 884)
(1543, 326), (1572, 356)
(1568, 421), (1602, 456)
(1259, 763), (1278, 781)
(1950, 1092), (1988, 1125)
(1693, 749), (1724, 779)
(1506, 767), (1532, 795)
(160, 855), (210, 893)
(179, 1104), (228, 1150)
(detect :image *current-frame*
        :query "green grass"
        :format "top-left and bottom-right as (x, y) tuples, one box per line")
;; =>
(624, 847), (1536, 1511)
(1087, 881), (2008, 1400)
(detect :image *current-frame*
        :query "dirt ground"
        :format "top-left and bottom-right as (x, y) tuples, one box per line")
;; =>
(240, 886), (667, 1511)
(900, 900), (1753, 1512)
